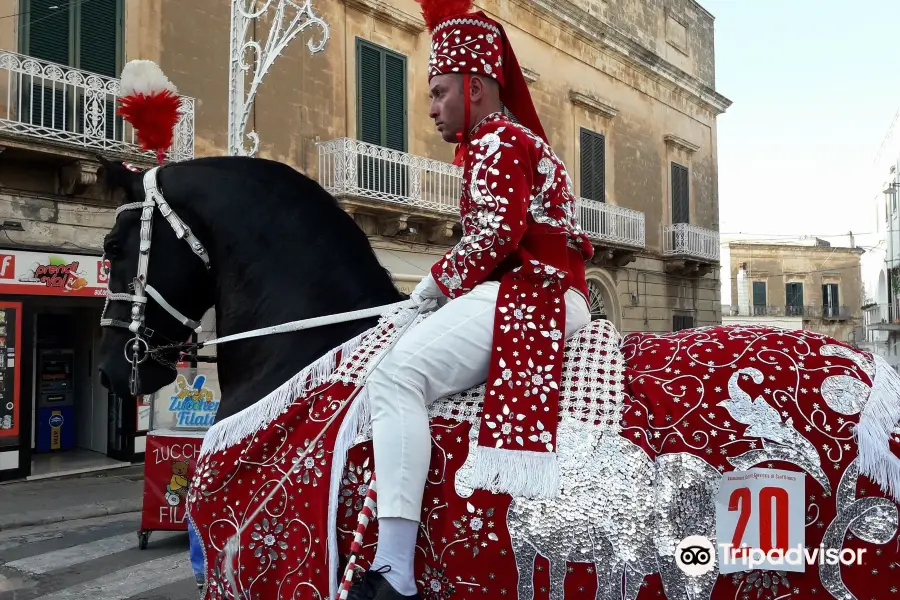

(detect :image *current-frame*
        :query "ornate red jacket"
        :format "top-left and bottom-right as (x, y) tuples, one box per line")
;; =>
(431, 112), (594, 301)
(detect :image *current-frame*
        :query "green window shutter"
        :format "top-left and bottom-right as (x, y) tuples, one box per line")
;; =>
(383, 53), (406, 152)
(358, 42), (383, 146)
(76, 0), (121, 140)
(671, 162), (690, 224)
(27, 0), (70, 64)
(580, 128), (605, 202)
(752, 281), (767, 306)
(25, 0), (70, 130)
(78, 0), (120, 77)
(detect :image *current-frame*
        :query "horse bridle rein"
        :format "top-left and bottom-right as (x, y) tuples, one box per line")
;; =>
(98, 163), (417, 398)
(99, 166), (211, 395)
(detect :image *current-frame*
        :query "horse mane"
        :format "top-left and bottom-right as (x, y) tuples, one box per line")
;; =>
(161, 155), (402, 297)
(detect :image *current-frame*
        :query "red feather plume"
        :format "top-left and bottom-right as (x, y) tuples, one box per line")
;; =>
(116, 60), (181, 164)
(414, 0), (473, 31)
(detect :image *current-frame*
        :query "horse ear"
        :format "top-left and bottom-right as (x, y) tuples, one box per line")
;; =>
(96, 154), (142, 205)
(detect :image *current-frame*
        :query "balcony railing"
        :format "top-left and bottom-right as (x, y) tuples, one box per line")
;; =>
(0, 51), (194, 161)
(729, 305), (855, 319)
(317, 138), (462, 215)
(316, 137), (646, 247)
(577, 197), (645, 248)
(864, 303), (900, 329)
(663, 223), (720, 261)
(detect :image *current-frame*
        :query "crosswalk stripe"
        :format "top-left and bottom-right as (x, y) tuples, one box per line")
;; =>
(3, 530), (181, 575)
(30, 554), (193, 600)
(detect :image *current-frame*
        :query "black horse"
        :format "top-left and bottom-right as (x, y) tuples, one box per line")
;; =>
(96, 155), (406, 421)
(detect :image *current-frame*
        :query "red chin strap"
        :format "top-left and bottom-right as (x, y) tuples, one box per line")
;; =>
(452, 74), (471, 167)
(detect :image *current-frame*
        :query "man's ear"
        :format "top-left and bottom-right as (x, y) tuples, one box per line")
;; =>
(96, 154), (142, 205)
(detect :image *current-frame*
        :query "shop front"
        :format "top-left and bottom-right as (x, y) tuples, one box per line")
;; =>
(0, 248), (143, 481)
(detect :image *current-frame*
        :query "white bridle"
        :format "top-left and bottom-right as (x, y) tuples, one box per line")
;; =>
(100, 167), (211, 394)
(99, 165), (415, 395)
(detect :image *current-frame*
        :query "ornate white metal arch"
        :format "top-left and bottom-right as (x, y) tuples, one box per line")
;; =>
(228, 0), (330, 156)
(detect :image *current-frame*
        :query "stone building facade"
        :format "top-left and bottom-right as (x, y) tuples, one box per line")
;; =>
(0, 0), (731, 477)
(0, 0), (731, 336)
(727, 240), (865, 343)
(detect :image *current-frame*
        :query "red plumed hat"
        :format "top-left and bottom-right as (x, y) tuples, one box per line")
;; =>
(414, 0), (548, 147)
(117, 60), (182, 165)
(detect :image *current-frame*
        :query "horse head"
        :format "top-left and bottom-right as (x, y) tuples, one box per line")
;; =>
(95, 157), (215, 399)
(94, 154), (406, 421)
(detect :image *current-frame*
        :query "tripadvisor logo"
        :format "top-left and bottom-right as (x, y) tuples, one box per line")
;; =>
(674, 536), (867, 576)
(675, 536), (716, 576)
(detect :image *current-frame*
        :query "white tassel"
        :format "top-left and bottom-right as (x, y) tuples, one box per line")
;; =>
(468, 447), (560, 499)
(199, 329), (370, 457)
(327, 386), (373, 599)
(856, 355), (900, 504)
(119, 59), (178, 96)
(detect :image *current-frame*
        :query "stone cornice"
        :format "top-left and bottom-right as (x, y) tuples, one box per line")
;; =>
(521, 67), (540, 84)
(569, 91), (618, 119)
(664, 134), (700, 154)
(343, 0), (426, 35)
(508, 0), (732, 115)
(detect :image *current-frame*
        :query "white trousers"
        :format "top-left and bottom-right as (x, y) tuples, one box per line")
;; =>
(367, 281), (592, 521)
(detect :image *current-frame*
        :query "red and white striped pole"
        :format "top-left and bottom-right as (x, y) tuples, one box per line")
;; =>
(337, 472), (378, 599)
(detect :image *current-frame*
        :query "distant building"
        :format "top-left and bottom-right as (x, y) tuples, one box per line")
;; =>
(725, 240), (864, 343)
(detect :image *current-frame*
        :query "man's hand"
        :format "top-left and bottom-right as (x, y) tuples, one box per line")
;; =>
(411, 274), (446, 310)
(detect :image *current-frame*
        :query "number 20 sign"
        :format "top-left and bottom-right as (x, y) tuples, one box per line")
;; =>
(715, 467), (806, 573)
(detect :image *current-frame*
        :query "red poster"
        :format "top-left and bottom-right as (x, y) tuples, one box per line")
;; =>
(140, 432), (204, 531)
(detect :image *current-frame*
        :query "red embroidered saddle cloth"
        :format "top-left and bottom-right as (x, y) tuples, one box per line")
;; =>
(187, 315), (900, 600)
(187, 309), (628, 600)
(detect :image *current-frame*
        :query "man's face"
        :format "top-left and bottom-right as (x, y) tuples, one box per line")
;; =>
(429, 74), (465, 143)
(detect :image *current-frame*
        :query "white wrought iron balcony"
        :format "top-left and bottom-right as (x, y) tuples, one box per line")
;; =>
(317, 138), (462, 215)
(577, 197), (645, 249)
(0, 51), (194, 161)
(317, 137), (645, 247)
(663, 223), (720, 262)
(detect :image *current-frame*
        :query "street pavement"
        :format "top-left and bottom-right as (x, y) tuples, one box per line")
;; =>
(0, 512), (199, 600)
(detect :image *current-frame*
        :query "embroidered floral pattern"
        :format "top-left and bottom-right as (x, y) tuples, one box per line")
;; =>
(248, 517), (289, 564)
(292, 438), (326, 488)
(340, 457), (373, 518)
(428, 18), (503, 81)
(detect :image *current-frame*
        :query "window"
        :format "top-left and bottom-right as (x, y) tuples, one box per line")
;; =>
(786, 282), (804, 316)
(580, 128), (605, 203)
(752, 281), (767, 315)
(587, 280), (607, 320)
(21, 0), (123, 137)
(356, 39), (408, 195)
(823, 283), (839, 318)
(357, 39), (407, 151)
(671, 162), (690, 224)
(673, 314), (694, 331)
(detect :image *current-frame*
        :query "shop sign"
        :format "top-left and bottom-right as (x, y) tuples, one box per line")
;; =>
(164, 374), (218, 429)
(141, 432), (203, 530)
(0, 250), (108, 297)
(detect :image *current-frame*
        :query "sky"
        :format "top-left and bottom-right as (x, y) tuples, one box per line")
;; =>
(701, 0), (900, 243)
(699, 0), (900, 303)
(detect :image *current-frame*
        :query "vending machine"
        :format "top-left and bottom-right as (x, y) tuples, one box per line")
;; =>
(35, 349), (75, 452)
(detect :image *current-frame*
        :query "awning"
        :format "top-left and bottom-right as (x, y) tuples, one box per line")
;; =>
(373, 248), (439, 283)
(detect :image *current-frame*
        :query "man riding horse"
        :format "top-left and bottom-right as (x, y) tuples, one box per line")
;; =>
(349, 1), (595, 598)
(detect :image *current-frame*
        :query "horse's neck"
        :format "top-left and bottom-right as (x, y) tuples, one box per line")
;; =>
(208, 252), (402, 422)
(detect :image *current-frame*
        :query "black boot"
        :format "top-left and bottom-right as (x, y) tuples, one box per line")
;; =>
(346, 566), (421, 600)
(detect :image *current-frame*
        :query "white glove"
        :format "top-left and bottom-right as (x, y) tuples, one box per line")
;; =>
(411, 275), (445, 309)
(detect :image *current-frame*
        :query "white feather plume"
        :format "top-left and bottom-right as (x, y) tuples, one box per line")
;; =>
(119, 60), (178, 97)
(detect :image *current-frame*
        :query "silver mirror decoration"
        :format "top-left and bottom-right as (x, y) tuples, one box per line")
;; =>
(228, 0), (330, 156)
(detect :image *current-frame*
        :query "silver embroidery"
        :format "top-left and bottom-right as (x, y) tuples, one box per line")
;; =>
(821, 459), (898, 600)
(820, 375), (870, 415)
(720, 368), (830, 492)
